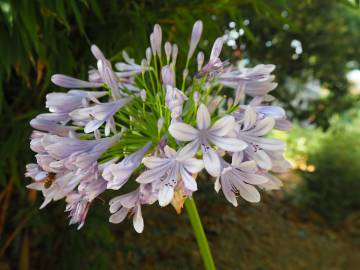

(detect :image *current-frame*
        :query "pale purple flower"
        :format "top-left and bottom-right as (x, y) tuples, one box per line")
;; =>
(198, 37), (226, 78)
(115, 51), (149, 77)
(109, 185), (157, 233)
(69, 98), (131, 136)
(30, 117), (75, 136)
(52, 45), (121, 100)
(165, 85), (188, 121)
(102, 142), (152, 190)
(65, 193), (90, 230)
(51, 74), (103, 89)
(161, 65), (175, 86)
(26, 168), (84, 209)
(40, 133), (120, 175)
(258, 173), (283, 191)
(215, 153), (268, 206)
(234, 106), (285, 170)
(136, 146), (204, 206)
(219, 64), (277, 99)
(153, 24), (162, 56)
(46, 90), (106, 113)
(248, 97), (292, 131)
(169, 104), (247, 176)
(25, 163), (48, 181)
(187, 20), (203, 61)
(64, 159), (117, 229)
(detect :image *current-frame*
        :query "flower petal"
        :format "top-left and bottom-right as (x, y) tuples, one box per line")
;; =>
(201, 145), (221, 177)
(210, 136), (247, 152)
(158, 185), (174, 207)
(169, 123), (199, 141)
(142, 157), (168, 169)
(133, 204), (144, 233)
(210, 115), (236, 136)
(182, 158), (204, 173)
(180, 166), (198, 191)
(177, 140), (200, 159)
(221, 174), (238, 206)
(237, 181), (261, 203)
(248, 117), (275, 136)
(197, 104), (211, 130)
(210, 37), (224, 61)
(109, 207), (129, 224)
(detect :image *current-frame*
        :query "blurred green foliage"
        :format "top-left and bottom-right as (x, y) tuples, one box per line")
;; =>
(289, 105), (360, 225)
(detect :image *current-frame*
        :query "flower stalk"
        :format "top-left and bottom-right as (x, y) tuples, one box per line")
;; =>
(185, 197), (216, 270)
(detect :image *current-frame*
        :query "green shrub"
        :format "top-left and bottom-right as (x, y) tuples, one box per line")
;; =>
(292, 112), (360, 225)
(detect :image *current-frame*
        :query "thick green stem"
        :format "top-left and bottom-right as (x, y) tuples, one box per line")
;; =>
(185, 197), (216, 270)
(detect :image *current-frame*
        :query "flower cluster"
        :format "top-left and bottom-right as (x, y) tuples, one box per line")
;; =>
(26, 20), (291, 232)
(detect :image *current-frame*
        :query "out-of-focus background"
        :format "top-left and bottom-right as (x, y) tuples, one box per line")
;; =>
(1, 0), (360, 269)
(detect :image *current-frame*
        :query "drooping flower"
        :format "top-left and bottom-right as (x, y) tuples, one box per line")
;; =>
(234, 105), (286, 170)
(136, 146), (204, 206)
(69, 98), (131, 136)
(36, 133), (120, 176)
(215, 153), (269, 206)
(30, 117), (75, 136)
(169, 104), (247, 176)
(46, 90), (107, 113)
(51, 74), (103, 89)
(109, 184), (157, 233)
(219, 64), (277, 101)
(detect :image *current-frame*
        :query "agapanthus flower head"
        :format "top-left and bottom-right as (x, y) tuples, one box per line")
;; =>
(26, 19), (291, 233)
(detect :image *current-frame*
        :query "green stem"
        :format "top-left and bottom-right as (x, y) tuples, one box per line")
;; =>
(185, 197), (216, 270)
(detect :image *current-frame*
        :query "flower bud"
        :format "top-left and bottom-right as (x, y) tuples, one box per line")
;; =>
(161, 65), (175, 86)
(187, 20), (203, 61)
(164, 42), (172, 62)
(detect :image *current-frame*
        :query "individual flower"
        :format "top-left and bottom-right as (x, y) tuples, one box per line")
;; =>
(161, 64), (175, 87)
(219, 64), (277, 101)
(215, 153), (269, 206)
(109, 185), (157, 233)
(69, 98), (131, 136)
(115, 51), (149, 77)
(136, 146), (204, 206)
(169, 104), (247, 176)
(30, 117), (75, 136)
(45, 90), (107, 113)
(102, 142), (152, 190)
(234, 105), (286, 170)
(198, 37), (227, 78)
